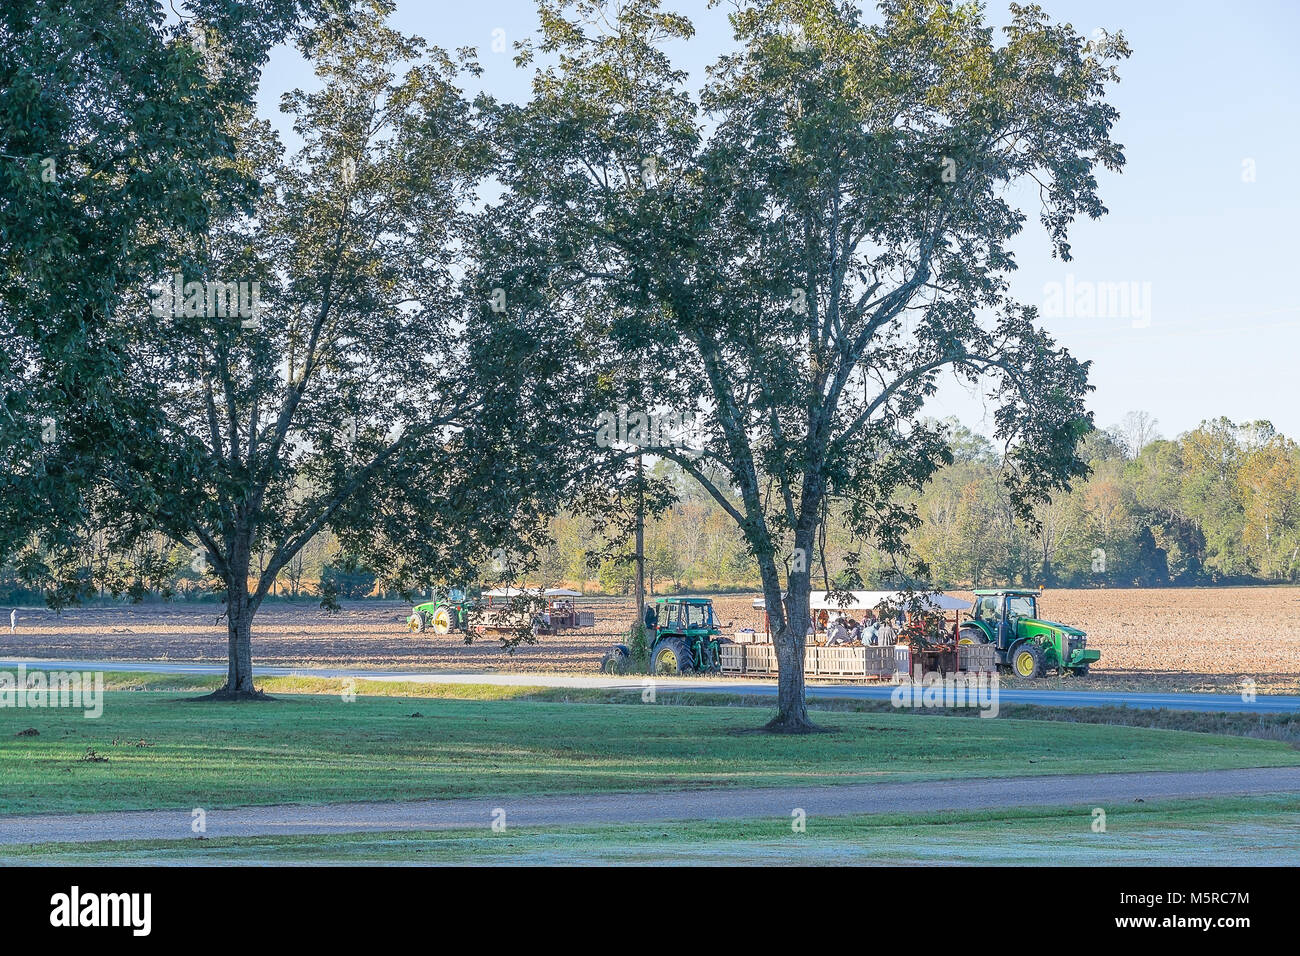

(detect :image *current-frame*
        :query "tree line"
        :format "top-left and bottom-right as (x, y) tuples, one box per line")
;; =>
(15, 409), (1295, 604)
(539, 413), (1300, 592)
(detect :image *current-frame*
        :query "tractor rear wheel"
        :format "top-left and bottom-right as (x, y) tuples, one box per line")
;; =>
(650, 637), (694, 675)
(432, 607), (452, 635)
(957, 627), (987, 645)
(1011, 643), (1046, 679)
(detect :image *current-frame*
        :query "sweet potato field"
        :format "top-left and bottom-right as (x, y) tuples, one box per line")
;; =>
(2, 587), (1297, 694)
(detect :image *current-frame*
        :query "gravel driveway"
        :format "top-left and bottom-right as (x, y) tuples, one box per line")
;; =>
(4, 766), (1298, 846)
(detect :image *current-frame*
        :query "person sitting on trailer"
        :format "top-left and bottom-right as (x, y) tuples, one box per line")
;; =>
(862, 611), (879, 645)
(845, 616), (863, 644)
(826, 615), (851, 646)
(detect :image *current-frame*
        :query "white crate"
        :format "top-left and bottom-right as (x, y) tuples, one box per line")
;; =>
(957, 643), (998, 673)
(862, 646), (897, 677)
(745, 644), (779, 674)
(809, 646), (863, 676)
(720, 643), (746, 673)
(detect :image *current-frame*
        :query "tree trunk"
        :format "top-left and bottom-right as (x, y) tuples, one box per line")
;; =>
(224, 588), (257, 694)
(203, 552), (271, 701)
(768, 620), (812, 732)
(760, 552), (817, 733)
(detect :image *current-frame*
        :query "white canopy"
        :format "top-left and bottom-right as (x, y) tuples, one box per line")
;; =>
(544, 588), (583, 598)
(810, 590), (971, 613)
(482, 587), (534, 598)
(750, 591), (969, 612)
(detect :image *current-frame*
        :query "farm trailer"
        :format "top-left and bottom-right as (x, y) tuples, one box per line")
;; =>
(720, 640), (999, 680)
(728, 587), (1095, 680)
(597, 593), (999, 679)
(726, 590), (997, 680)
(475, 587), (596, 636)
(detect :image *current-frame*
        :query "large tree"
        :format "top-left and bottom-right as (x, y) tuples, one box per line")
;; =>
(85, 1), (580, 697)
(501, 0), (1128, 730)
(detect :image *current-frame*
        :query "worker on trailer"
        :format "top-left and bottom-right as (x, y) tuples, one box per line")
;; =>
(863, 611), (880, 645)
(878, 616), (899, 646)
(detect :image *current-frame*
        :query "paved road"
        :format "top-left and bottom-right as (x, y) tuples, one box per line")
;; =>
(4, 658), (1298, 714)
(3, 767), (1297, 846)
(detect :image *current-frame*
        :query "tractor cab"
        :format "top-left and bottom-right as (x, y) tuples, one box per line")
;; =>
(659, 597), (718, 633)
(970, 590), (1036, 644)
(649, 597), (724, 675)
(962, 588), (1099, 678)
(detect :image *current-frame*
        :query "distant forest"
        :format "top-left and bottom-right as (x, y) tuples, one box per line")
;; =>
(549, 413), (1300, 594)
(4, 413), (1297, 604)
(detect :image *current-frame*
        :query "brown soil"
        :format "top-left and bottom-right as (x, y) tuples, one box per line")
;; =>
(2, 587), (1297, 694)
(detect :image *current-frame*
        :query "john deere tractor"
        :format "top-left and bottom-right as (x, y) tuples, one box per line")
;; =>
(601, 597), (726, 674)
(648, 597), (725, 674)
(959, 588), (1099, 679)
(407, 588), (471, 635)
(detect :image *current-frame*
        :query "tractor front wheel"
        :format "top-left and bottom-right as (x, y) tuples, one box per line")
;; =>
(1011, 643), (1046, 679)
(650, 637), (694, 675)
(600, 644), (631, 674)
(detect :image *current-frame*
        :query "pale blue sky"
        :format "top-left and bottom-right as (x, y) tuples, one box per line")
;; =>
(258, 0), (1300, 440)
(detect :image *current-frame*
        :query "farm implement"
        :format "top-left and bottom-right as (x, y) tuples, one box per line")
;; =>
(409, 587), (595, 638)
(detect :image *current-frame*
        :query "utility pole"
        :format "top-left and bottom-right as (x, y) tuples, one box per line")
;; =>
(634, 449), (645, 632)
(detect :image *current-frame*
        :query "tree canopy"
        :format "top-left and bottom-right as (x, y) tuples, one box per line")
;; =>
(494, 0), (1129, 729)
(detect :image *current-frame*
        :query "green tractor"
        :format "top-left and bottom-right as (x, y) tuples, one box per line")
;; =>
(648, 597), (725, 674)
(959, 588), (1099, 679)
(407, 588), (471, 635)
(600, 597), (726, 675)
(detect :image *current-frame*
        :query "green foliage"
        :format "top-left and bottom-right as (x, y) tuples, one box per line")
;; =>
(863, 417), (1300, 587)
(319, 554), (378, 600)
(551, 415), (1300, 591)
(497, 0), (1131, 725)
(317, 578), (342, 615)
(597, 556), (636, 595)
(628, 621), (648, 665)
(3, 2), (595, 690)
(0, 0), (322, 563)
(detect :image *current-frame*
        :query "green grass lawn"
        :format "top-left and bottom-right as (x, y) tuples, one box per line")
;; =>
(2, 687), (1298, 816)
(7, 797), (1297, 866)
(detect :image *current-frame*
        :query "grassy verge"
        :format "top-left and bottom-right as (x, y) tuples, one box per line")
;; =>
(6, 796), (1296, 865)
(84, 672), (1300, 743)
(3, 687), (1299, 816)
